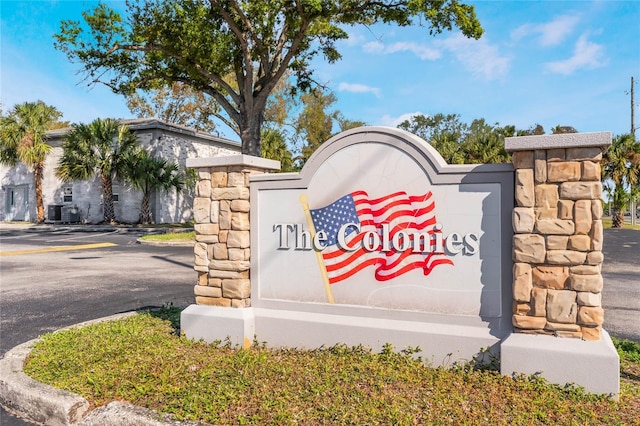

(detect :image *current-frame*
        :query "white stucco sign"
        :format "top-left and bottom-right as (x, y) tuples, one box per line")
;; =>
(251, 127), (514, 325)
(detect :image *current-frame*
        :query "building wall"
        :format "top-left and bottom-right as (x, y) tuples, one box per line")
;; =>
(0, 121), (240, 224)
(137, 129), (239, 224)
(0, 162), (33, 221)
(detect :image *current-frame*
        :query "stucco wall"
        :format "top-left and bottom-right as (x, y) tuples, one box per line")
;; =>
(0, 121), (240, 224)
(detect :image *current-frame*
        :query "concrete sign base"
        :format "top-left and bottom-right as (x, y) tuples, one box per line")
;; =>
(182, 303), (502, 366)
(182, 304), (620, 397)
(501, 330), (620, 397)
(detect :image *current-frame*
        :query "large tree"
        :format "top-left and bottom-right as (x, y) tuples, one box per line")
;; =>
(54, 0), (483, 156)
(601, 134), (640, 228)
(0, 101), (64, 223)
(56, 118), (141, 224)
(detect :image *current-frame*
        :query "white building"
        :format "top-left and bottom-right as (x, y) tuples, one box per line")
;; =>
(0, 118), (240, 224)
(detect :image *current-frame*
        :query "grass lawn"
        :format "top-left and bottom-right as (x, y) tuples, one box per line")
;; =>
(602, 217), (640, 230)
(138, 230), (195, 242)
(24, 309), (640, 425)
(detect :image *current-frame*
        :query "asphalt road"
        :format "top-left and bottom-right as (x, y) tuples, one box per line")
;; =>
(0, 225), (196, 425)
(600, 228), (640, 343)
(0, 225), (638, 425)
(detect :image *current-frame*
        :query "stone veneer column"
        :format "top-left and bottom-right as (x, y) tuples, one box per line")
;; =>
(505, 133), (611, 341)
(187, 155), (280, 308)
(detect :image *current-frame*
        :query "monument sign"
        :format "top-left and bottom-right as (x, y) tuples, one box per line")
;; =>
(182, 126), (619, 396)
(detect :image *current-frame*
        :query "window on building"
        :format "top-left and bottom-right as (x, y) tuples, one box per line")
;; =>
(63, 186), (73, 203)
(112, 185), (119, 203)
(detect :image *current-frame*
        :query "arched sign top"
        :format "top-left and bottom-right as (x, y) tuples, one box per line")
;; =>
(301, 126), (450, 182)
(250, 126), (512, 188)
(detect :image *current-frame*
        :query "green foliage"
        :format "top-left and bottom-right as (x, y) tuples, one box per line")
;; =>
(56, 118), (141, 223)
(614, 337), (640, 363)
(551, 125), (578, 134)
(0, 101), (64, 222)
(139, 231), (195, 243)
(0, 101), (61, 166)
(125, 82), (221, 134)
(398, 113), (512, 164)
(125, 151), (184, 195)
(518, 123), (545, 136)
(24, 313), (639, 425)
(54, 0), (482, 155)
(261, 86), (365, 170)
(602, 134), (640, 228)
(293, 89), (366, 167)
(125, 150), (185, 224)
(260, 128), (295, 172)
(296, 90), (341, 166)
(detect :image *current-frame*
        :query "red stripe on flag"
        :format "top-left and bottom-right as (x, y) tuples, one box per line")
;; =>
(313, 190), (452, 284)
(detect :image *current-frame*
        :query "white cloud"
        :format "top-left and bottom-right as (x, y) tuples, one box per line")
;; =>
(385, 42), (441, 60)
(361, 32), (507, 80)
(363, 41), (441, 60)
(363, 41), (386, 54)
(338, 82), (382, 98)
(437, 33), (510, 80)
(511, 14), (580, 46)
(378, 112), (424, 128)
(345, 31), (367, 47)
(545, 33), (607, 75)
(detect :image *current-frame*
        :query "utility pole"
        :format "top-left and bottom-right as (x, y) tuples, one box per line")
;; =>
(631, 76), (636, 226)
(629, 76), (637, 226)
(632, 76), (635, 137)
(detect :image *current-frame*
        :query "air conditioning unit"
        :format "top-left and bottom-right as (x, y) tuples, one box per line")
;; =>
(61, 206), (80, 224)
(48, 204), (63, 221)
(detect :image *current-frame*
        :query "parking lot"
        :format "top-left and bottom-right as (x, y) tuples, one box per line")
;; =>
(0, 225), (196, 355)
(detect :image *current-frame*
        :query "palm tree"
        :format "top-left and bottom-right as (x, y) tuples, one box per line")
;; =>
(261, 128), (295, 172)
(601, 134), (640, 227)
(56, 118), (140, 224)
(463, 133), (511, 164)
(430, 132), (466, 165)
(0, 101), (63, 223)
(125, 150), (184, 224)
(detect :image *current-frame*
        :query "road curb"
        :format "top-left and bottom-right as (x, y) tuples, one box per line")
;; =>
(0, 339), (89, 425)
(0, 313), (204, 425)
(78, 401), (205, 425)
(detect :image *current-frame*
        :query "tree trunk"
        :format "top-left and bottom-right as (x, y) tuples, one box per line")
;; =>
(139, 192), (153, 224)
(101, 174), (116, 224)
(33, 162), (45, 223)
(239, 108), (263, 156)
(612, 208), (624, 228)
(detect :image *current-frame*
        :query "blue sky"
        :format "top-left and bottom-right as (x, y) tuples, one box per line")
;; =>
(1, 1), (639, 141)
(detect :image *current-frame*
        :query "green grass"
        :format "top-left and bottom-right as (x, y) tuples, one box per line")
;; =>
(602, 217), (640, 230)
(23, 310), (640, 425)
(139, 230), (195, 242)
(133, 221), (195, 229)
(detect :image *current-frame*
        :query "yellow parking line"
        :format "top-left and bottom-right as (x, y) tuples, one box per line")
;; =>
(0, 242), (117, 256)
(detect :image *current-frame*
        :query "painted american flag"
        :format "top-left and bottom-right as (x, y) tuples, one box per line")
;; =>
(309, 190), (453, 284)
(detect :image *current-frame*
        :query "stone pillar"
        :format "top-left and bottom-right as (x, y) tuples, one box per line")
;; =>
(188, 155), (280, 308)
(506, 133), (611, 341)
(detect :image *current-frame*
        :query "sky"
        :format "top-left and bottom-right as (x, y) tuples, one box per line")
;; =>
(1, 0), (639, 142)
